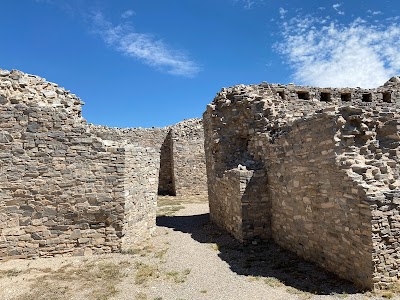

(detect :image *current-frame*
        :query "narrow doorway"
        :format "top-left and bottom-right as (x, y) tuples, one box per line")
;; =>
(158, 130), (176, 196)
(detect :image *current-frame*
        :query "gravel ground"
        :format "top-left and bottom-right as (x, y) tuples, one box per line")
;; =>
(0, 196), (398, 300)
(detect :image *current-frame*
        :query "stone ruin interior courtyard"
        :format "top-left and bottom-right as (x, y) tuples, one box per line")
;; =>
(2, 68), (400, 298)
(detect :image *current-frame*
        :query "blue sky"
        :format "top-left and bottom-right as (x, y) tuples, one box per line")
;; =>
(0, 0), (399, 127)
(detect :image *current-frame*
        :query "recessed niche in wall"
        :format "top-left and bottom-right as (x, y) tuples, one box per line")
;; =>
(382, 92), (392, 103)
(297, 91), (310, 100)
(320, 92), (331, 102)
(362, 93), (372, 102)
(341, 93), (351, 102)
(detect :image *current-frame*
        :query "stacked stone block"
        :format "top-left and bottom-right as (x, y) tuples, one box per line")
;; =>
(0, 69), (207, 260)
(204, 77), (400, 289)
(90, 118), (207, 197)
(0, 70), (126, 258)
(171, 119), (207, 196)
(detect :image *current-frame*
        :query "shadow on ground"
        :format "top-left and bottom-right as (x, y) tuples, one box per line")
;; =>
(157, 213), (362, 296)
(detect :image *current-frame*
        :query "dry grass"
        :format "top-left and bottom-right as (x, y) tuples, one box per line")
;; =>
(264, 276), (285, 287)
(210, 243), (219, 251)
(157, 205), (185, 217)
(0, 268), (22, 278)
(165, 268), (191, 284)
(157, 195), (207, 216)
(14, 260), (130, 300)
(134, 262), (159, 285)
(285, 286), (313, 299)
(123, 244), (155, 256)
(154, 247), (169, 260)
(123, 242), (169, 265)
(135, 292), (148, 300)
(375, 282), (400, 299)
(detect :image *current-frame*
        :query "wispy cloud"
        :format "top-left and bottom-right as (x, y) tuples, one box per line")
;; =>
(91, 12), (200, 77)
(332, 3), (345, 15)
(233, 0), (264, 9)
(367, 10), (383, 16)
(275, 15), (400, 88)
(279, 7), (287, 19)
(121, 10), (135, 19)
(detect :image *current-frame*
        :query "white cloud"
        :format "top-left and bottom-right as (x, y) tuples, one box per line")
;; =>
(240, 0), (255, 9)
(121, 10), (135, 19)
(91, 12), (200, 77)
(233, 0), (264, 9)
(275, 15), (400, 88)
(279, 7), (287, 19)
(332, 3), (345, 15)
(367, 10), (383, 16)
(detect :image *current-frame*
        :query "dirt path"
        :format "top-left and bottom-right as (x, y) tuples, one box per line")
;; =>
(0, 196), (396, 300)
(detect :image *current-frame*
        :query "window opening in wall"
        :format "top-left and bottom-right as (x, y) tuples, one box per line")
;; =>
(297, 91), (310, 100)
(382, 92), (392, 103)
(320, 92), (331, 102)
(362, 93), (372, 102)
(277, 90), (285, 100)
(341, 93), (351, 102)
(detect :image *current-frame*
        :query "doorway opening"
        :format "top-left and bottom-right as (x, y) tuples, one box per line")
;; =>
(158, 130), (176, 196)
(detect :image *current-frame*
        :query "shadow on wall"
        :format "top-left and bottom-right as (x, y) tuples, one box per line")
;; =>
(158, 130), (176, 196)
(157, 213), (362, 295)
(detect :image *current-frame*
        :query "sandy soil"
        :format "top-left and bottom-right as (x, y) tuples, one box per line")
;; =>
(0, 196), (398, 300)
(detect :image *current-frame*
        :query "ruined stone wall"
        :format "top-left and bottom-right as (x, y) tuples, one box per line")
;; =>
(203, 91), (271, 241)
(0, 70), (126, 258)
(0, 69), (207, 260)
(171, 119), (207, 196)
(121, 145), (159, 250)
(255, 114), (373, 288)
(204, 77), (400, 289)
(89, 125), (171, 195)
(90, 119), (208, 197)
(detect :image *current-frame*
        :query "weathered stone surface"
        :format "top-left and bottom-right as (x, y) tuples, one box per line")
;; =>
(0, 68), (207, 260)
(203, 79), (400, 290)
(91, 118), (207, 197)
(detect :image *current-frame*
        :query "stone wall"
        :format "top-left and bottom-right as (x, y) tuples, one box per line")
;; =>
(0, 70), (126, 258)
(171, 119), (207, 196)
(90, 118), (207, 197)
(121, 145), (159, 250)
(0, 69), (207, 260)
(204, 77), (400, 289)
(257, 114), (373, 288)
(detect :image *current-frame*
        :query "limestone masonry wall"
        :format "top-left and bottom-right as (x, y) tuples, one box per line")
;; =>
(171, 119), (207, 196)
(0, 69), (207, 260)
(90, 118), (207, 197)
(204, 77), (400, 289)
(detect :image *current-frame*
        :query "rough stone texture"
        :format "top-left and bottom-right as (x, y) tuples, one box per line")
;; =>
(172, 119), (208, 196)
(203, 78), (400, 290)
(90, 118), (207, 197)
(0, 69), (207, 260)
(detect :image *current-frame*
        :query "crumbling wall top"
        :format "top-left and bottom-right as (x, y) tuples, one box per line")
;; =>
(0, 69), (84, 117)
